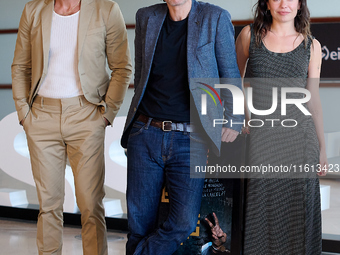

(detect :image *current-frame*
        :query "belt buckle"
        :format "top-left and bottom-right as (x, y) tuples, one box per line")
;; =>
(162, 121), (172, 131)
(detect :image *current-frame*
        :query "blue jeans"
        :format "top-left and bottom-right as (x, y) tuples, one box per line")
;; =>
(126, 120), (208, 255)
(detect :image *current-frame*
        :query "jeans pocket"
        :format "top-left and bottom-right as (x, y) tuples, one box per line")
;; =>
(128, 120), (146, 138)
(187, 131), (208, 144)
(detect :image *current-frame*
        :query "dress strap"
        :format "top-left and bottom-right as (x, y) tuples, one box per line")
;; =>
(306, 35), (314, 63)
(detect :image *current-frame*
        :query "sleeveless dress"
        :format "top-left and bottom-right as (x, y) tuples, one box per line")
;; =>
(243, 26), (322, 255)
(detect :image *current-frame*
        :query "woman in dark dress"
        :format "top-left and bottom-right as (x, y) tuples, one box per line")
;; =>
(236, 0), (328, 254)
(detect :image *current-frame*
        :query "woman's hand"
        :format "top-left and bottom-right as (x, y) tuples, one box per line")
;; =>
(242, 126), (250, 134)
(317, 149), (328, 176)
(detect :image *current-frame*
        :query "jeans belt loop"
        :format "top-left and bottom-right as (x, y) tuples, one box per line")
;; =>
(145, 117), (152, 130)
(183, 123), (187, 134)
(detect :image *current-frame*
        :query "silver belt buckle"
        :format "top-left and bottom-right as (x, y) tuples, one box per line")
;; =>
(162, 121), (172, 131)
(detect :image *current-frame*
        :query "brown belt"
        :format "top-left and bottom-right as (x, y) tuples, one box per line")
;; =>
(137, 114), (195, 132)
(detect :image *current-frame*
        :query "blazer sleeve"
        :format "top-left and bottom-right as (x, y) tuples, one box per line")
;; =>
(215, 10), (244, 132)
(11, 4), (32, 123)
(103, 2), (132, 124)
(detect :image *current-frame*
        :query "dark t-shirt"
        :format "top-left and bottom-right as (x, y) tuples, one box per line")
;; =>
(138, 14), (190, 122)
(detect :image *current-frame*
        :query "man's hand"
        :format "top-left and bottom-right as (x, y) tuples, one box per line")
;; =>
(221, 127), (238, 143)
(103, 117), (110, 126)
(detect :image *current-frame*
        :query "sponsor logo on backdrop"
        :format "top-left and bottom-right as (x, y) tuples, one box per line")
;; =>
(322, 45), (340, 61)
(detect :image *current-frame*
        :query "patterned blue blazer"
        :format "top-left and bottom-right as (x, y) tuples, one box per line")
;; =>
(121, 0), (243, 155)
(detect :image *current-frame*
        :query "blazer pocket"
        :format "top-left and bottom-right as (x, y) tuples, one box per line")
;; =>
(196, 42), (218, 72)
(197, 41), (214, 52)
(97, 81), (109, 98)
(196, 42), (214, 66)
(86, 25), (106, 36)
(86, 26), (106, 58)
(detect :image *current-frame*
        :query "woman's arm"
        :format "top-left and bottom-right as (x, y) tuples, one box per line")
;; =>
(235, 25), (250, 78)
(306, 38), (328, 176)
(235, 26), (251, 131)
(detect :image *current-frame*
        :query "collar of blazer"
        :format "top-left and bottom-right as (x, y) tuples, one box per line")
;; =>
(40, 0), (95, 74)
(149, 0), (202, 22)
(144, 0), (204, 79)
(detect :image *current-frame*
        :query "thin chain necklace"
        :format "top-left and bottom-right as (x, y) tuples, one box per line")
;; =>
(269, 27), (299, 38)
(59, 0), (81, 16)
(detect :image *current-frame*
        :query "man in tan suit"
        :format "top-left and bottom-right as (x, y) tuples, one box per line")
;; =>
(11, 0), (132, 254)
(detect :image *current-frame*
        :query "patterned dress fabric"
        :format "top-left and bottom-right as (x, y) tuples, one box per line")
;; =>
(243, 26), (322, 255)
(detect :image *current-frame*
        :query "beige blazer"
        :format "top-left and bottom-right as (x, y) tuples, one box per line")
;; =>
(12, 0), (132, 124)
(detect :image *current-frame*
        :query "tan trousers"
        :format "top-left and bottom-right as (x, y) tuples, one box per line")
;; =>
(23, 95), (108, 255)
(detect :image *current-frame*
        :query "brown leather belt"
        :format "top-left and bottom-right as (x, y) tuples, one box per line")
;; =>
(137, 114), (195, 132)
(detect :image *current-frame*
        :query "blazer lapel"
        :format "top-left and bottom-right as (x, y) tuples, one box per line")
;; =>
(78, 0), (95, 61)
(41, 0), (54, 74)
(187, 0), (202, 79)
(144, 6), (167, 74)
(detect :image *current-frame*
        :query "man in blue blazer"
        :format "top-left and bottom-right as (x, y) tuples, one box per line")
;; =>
(121, 0), (243, 254)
